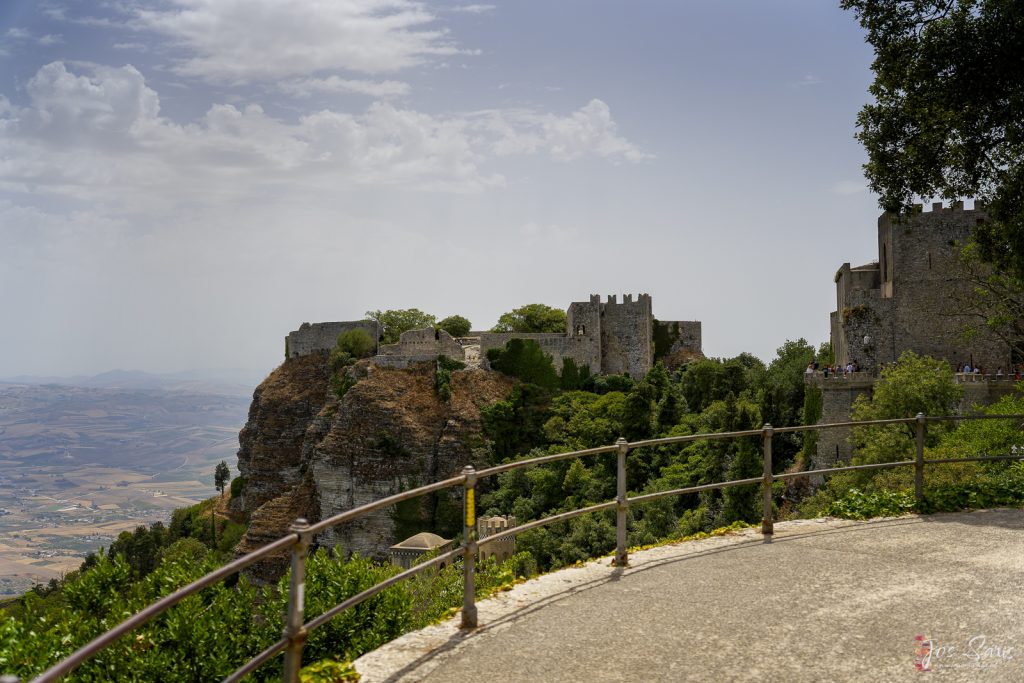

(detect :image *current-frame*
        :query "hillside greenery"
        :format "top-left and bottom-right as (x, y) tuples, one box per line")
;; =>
(0, 540), (531, 681)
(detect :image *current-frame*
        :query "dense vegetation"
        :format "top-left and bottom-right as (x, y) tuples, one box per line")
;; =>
(0, 541), (531, 681)
(474, 338), (825, 568)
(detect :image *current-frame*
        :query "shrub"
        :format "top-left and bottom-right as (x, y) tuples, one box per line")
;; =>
(230, 476), (247, 498)
(337, 329), (375, 359)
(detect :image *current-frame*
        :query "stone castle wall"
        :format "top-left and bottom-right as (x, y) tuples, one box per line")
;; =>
(287, 321), (380, 358)
(478, 332), (600, 373)
(832, 203), (1011, 373)
(812, 378), (875, 468)
(376, 327), (465, 367)
(654, 319), (703, 365)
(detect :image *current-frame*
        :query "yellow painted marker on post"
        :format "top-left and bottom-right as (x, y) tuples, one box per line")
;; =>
(465, 488), (475, 527)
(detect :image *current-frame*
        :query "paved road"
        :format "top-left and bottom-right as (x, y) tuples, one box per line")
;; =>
(355, 510), (1024, 682)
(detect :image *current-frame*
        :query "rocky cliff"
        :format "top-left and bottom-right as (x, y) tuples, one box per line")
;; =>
(233, 354), (513, 579)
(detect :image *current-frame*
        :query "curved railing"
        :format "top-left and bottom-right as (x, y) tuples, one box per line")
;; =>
(6, 412), (1024, 683)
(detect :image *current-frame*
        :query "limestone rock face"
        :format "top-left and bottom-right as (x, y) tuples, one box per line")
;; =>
(234, 358), (513, 580)
(234, 351), (332, 516)
(313, 364), (512, 558)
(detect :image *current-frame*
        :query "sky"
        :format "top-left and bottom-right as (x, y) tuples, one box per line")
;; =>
(0, 1), (886, 379)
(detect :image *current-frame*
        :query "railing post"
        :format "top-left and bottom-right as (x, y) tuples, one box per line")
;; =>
(761, 424), (774, 536)
(461, 465), (478, 629)
(614, 437), (629, 567)
(915, 413), (926, 502)
(282, 518), (312, 683)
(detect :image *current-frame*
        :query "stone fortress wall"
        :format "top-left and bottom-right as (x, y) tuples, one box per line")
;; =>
(817, 202), (1015, 467)
(285, 294), (702, 380)
(831, 201), (1010, 373)
(286, 321), (380, 358)
(374, 327), (465, 369)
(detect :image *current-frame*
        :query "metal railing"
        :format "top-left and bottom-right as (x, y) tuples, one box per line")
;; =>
(10, 412), (1024, 683)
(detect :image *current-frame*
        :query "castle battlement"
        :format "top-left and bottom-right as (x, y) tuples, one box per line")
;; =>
(902, 199), (984, 215)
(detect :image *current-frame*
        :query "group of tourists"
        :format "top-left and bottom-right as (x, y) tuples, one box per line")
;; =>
(804, 358), (1024, 382)
(955, 362), (1022, 381)
(805, 360), (862, 378)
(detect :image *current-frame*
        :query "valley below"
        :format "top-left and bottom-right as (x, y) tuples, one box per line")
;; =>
(0, 380), (251, 595)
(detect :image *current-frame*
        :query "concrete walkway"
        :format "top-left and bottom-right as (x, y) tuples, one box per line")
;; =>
(355, 510), (1024, 682)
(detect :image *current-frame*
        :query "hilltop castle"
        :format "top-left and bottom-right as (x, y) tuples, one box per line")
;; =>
(830, 201), (1011, 372)
(816, 202), (1016, 466)
(286, 294), (702, 380)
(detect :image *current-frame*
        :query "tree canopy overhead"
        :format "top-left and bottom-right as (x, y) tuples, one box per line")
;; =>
(491, 303), (567, 333)
(842, 0), (1024, 276)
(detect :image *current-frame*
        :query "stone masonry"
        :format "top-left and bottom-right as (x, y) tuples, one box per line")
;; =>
(286, 321), (379, 358)
(286, 294), (702, 380)
(816, 202), (1015, 467)
(831, 202), (1010, 373)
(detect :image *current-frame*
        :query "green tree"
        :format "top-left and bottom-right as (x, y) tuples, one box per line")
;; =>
(214, 461), (230, 498)
(365, 309), (437, 344)
(852, 351), (963, 426)
(486, 339), (559, 389)
(841, 0), (1024, 278)
(491, 304), (567, 333)
(816, 341), (835, 367)
(849, 351), (963, 466)
(437, 315), (472, 338)
(679, 358), (750, 414)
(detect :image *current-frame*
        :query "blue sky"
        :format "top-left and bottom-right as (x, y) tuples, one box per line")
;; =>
(0, 1), (884, 377)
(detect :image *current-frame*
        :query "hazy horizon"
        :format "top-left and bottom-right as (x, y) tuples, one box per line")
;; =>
(1, 2), (885, 378)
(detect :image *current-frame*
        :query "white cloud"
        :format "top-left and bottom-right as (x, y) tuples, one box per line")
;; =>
(0, 62), (496, 200)
(2, 27), (62, 46)
(484, 99), (652, 163)
(451, 4), (496, 13)
(113, 42), (147, 51)
(130, 0), (465, 82)
(831, 180), (866, 195)
(279, 76), (411, 98)
(0, 64), (647, 207)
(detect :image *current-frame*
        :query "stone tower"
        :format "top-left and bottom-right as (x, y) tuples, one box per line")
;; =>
(830, 202), (1010, 373)
(599, 293), (654, 378)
